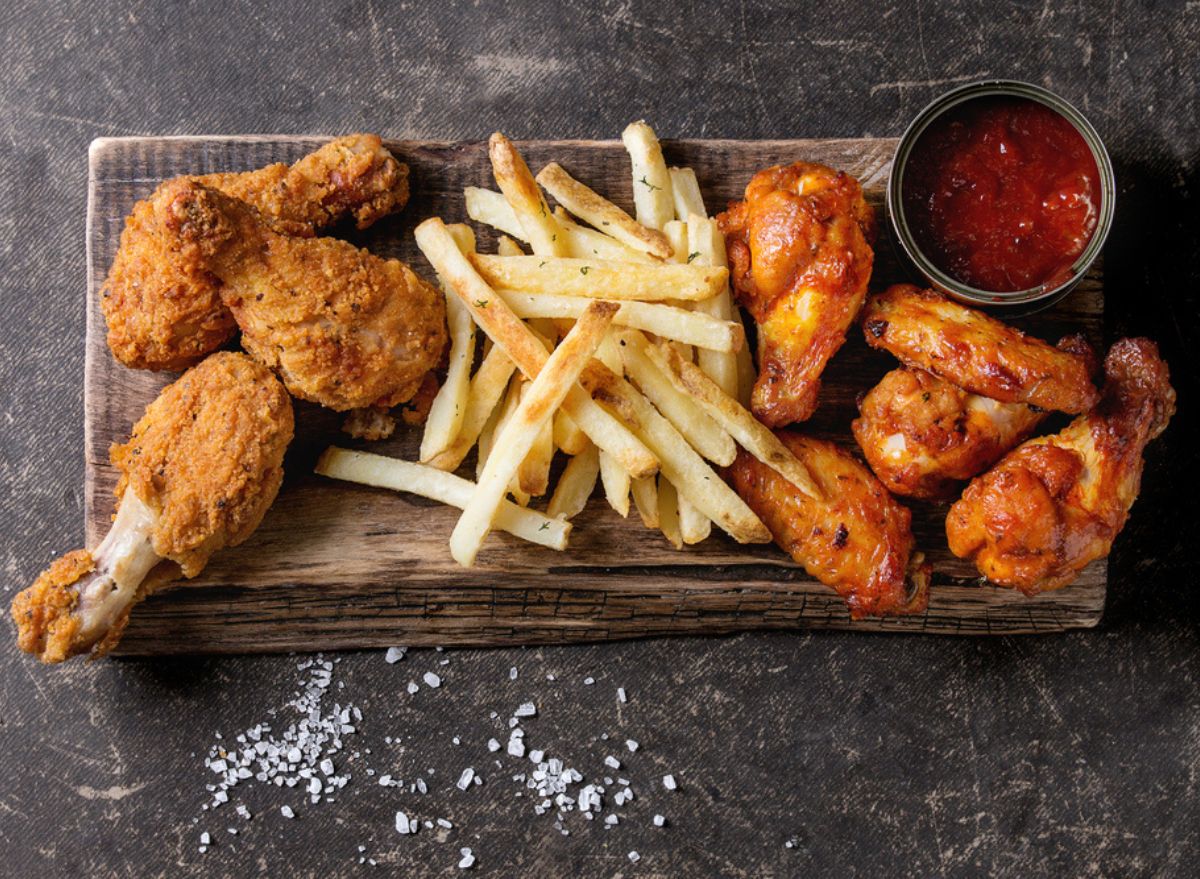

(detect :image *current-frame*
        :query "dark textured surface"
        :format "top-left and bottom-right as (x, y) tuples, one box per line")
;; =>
(1, 1), (1196, 876)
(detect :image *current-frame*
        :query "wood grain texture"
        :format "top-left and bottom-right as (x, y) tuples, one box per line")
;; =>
(83, 135), (1105, 654)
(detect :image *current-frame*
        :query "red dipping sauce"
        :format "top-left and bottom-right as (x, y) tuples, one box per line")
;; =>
(902, 96), (1101, 293)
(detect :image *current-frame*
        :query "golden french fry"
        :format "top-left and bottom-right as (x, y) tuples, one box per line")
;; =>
(470, 253), (726, 301)
(546, 442), (600, 520)
(687, 215), (739, 396)
(488, 132), (567, 257)
(669, 167), (706, 221)
(475, 390), (502, 482)
(518, 403), (554, 497)
(553, 409), (589, 456)
(445, 223), (477, 254)
(464, 186), (524, 239)
(581, 363), (770, 544)
(659, 343), (822, 501)
(496, 291), (742, 353)
(656, 476), (683, 549)
(663, 220), (688, 265)
(631, 474), (660, 529)
(598, 450), (631, 518)
(414, 217), (658, 479)
(622, 120), (674, 231)
(420, 292), (475, 463)
(616, 329), (736, 466)
(497, 235), (525, 257)
(450, 301), (619, 566)
(493, 374), (527, 503)
(536, 162), (672, 259)
(553, 209), (658, 263)
(678, 492), (711, 544)
(428, 343), (516, 473)
(316, 447), (570, 551)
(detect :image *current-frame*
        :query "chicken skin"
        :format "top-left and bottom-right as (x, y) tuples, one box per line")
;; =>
(718, 162), (876, 427)
(729, 431), (929, 618)
(861, 285), (1099, 414)
(853, 367), (1046, 500)
(946, 338), (1174, 593)
(12, 352), (293, 662)
(159, 178), (446, 411)
(102, 134), (410, 371)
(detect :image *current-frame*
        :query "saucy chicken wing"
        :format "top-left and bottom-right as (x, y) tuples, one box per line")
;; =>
(946, 338), (1174, 593)
(853, 367), (1046, 500)
(159, 178), (446, 411)
(718, 162), (876, 426)
(729, 431), (929, 618)
(861, 284), (1099, 414)
(102, 134), (410, 371)
(12, 352), (293, 662)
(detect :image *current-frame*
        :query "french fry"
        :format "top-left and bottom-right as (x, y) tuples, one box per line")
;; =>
(622, 121), (674, 231)
(427, 343), (516, 473)
(669, 167), (706, 220)
(445, 223), (477, 253)
(414, 217), (658, 479)
(553, 409), (589, 455)
(493, 375), (527, 503)
(598, 450), (631, 517)
(497, 234), (525, 257)
(615, 329), (736, 466)
(554, 209), (657, 263)
(663, 220), (688, 265)
(630, 474), (660, 529)
(659, 344), (822, 501)
(470, 253), (726, 301)
(475, 392), (501, 482)
(656, 476), (683, 549)
(678, 493), (711, 545)
(581, 363), (770, 544)
(518, 397), (554, 497)
(419, 292), (474, 462)
(546, 442), (600, 520)
(315, 448), (570, 551)
(450, 300), (619, 566)
(535, 162), (672, 259)
(687, 215), (739, 396)
(464, 186), (524, 239)
(497, 292), (741, 353)
(488, 132), (568, 257)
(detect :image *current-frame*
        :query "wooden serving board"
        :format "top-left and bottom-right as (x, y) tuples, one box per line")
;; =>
(84, 136), (1106, 655)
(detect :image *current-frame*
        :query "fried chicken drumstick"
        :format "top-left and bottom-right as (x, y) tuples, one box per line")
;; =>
(946, 338), (1174, 593)
(729, 431), (930, 618)
(718, 162), (876, 427)
(102, 134), (410, 371)
(861, 284), (1099, 414)
(159, 178), (447, 411)
(12, 353), (293, 662)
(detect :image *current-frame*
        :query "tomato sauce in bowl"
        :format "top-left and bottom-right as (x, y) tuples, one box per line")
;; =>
(888, 81), (1114, 311)
(902, 97), (1100, 293)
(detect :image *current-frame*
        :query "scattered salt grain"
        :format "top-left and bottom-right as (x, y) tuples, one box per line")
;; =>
(509, 667), (518, 680)
(604, 756), (621, 770)
(514, 702), (537, 718)
(200, 832), (210, 845)
(280, 806), (294, 819)
(628, 850), (640, 863)
(458, 847), (476, 869)
(625, 739), (639, 753)
(487, 739), (501, 752)
(395, 811), (412, 834)
(437, 818), (453, 829)
(456, 768), (475, 790)
(385, 646), (407, 664)
(617, 688), (627, 703)
(583, 677), (595, 685)
(663, 774), (677, 791)
(407, 681), (420, 695)
(423, 672), (442, 689)
(653, 814), (666, 827)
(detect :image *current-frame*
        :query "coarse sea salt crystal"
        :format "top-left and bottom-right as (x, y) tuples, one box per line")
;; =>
(458, 847), (476, 869)
(583, 677), (595, 685)
(385, 646), (407, 664)
(653, 814), (666, 827)
(487, 738), (501, 752)
(617, 688), (627, 703)
(663, 774), (677, 790)
(395, 811), (411, 834)
(456, 768), (475, 790)
(514, 702), (536, 718)
(604, 756), (621, 770)
(423, 672), (442, 689)
(407, 682), (420, 695)
(625, 739), (639, 752)
(280, 806), (295, 819)
(509, 667), (518, 680)
(628, 851), (640, 863)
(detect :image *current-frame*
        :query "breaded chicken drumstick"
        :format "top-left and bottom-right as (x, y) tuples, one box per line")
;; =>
(946, 338), (1174, 593)
(159, 178), (446, 411)
(11, 352), (293, 662)
(102, 134), (410, 371)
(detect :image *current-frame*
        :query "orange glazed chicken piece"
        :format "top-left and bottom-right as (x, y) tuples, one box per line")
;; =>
(102, 134), (410, 371)
(729, 431), (929, 618)
(718, 162), (876, 426)
(12, 353), (293, 662)
(946, 338), (1174, 593)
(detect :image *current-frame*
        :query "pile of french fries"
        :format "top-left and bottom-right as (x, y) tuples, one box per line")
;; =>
(316, 122), (820, 567)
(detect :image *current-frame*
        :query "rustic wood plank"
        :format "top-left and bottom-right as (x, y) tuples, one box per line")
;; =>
(82, 135), (1106, 654)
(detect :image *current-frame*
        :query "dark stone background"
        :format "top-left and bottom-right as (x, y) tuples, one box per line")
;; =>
(1, 1), (1196, 876)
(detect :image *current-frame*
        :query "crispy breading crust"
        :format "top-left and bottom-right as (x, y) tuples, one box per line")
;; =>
(729, 431), (929, 618)
(159, 179), (446, 411)
(946, 338), (1175, 592)
(111, 351), (294, 574)
(718, 162), (876, 426)
(11, 550), (94, 663)
(861, 284), (1100, 414)
(101, 134), (410, 371)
